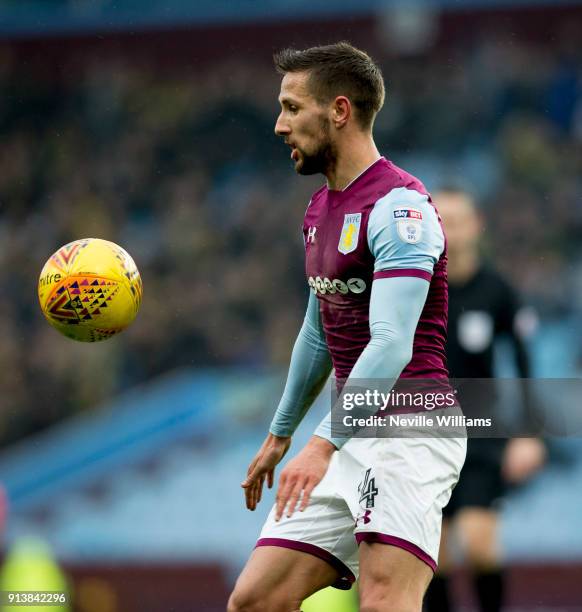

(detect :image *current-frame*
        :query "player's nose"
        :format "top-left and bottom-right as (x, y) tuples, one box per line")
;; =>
(274, 113), (290, 136)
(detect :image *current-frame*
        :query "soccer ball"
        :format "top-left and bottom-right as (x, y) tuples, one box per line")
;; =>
(38, 238), (142, 342)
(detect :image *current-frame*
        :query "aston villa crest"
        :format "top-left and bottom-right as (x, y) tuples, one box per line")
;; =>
(338, 213), (362, 254)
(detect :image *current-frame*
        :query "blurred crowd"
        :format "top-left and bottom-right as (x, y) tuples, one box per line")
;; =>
(0, 26), (581, 443)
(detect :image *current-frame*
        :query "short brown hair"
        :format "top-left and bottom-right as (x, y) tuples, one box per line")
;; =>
(273, 42), (385, 131)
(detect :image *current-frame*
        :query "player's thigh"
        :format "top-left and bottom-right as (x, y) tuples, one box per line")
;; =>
(358, 541), (433, 612)
(228, 544), (339, 612)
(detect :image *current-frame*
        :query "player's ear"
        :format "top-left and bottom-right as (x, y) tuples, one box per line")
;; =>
(332, 96), (351, 128)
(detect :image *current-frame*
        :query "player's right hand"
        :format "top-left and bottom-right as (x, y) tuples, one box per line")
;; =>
(242, 433), (291, 511)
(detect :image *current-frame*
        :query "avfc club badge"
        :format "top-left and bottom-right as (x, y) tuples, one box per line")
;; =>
(394, 207), (423, 244)
(338, 213), (362, 254)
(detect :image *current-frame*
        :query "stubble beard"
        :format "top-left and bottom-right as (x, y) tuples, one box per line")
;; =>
(295, 117), (336, 177)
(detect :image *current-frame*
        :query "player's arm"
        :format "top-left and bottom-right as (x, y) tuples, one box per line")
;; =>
(269, 290), (332, 437)
(241, 291), (332, 510)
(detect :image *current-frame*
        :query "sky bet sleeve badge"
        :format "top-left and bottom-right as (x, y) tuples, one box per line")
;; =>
(394, 207), (423, 244)
(338, 213), (362, 254)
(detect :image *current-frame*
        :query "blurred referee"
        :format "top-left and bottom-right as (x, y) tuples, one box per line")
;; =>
(425, 187), (546, 612)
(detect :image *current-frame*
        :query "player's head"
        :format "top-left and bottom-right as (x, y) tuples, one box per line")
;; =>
(434, 186), (483, 255)
(273, 42), (385, 175)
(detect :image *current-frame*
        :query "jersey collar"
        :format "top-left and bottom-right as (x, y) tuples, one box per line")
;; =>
(328, 156), (385, 195)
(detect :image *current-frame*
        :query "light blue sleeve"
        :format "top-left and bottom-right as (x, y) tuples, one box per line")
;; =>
(314, 276), (429, 449)
(269, 291), (333, 437)
(367, 187), (444, 275)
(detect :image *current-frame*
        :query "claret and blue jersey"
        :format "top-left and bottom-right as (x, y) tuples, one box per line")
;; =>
(259, 158), (465, 576)
(303, 157), (449, 382)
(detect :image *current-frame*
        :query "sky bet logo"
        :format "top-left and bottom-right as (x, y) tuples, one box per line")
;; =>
(393, 208), (422, 220)
(308, 276), (367, 296)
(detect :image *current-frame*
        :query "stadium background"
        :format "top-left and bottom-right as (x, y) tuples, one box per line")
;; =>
(0, 0), (582, 610)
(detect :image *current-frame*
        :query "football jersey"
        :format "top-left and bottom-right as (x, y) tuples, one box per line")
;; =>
(303, 157), (448, 382)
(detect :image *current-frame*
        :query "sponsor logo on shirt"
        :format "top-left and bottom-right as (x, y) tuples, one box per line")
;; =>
(393, 208), (422, 220)
(338, 213), (362, 254)
(308, 276), (367, 295)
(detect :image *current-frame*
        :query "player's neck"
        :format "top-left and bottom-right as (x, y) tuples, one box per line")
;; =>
(326, 136), (380, 191)
(448, 251), (480, 284)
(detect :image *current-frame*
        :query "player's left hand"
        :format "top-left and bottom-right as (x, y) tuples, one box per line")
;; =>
(275, 435), (336, 521)
(502, 437), (547, 484)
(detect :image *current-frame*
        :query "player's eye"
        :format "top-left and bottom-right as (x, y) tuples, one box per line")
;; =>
(281, 101), (299, 114)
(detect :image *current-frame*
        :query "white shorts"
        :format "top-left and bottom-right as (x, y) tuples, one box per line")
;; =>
(257, 435), (466, 589)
